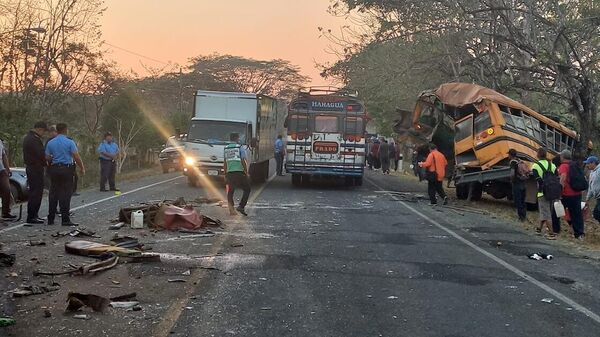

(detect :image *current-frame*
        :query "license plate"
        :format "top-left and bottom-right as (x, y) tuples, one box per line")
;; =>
(207, 170), (219, 176)
(313, 141), (339, 154)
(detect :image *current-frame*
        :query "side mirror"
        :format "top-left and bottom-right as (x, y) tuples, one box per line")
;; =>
(250, 138), (258, 148)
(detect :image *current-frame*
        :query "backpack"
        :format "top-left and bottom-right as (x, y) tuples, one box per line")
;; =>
(516, 160), (530, 181)
(568, 162), (589, 192)
(537, 161), (561, 201)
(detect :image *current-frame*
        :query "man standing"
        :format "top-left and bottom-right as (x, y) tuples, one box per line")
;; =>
(98, 132), (119, 192)
(45, 123), (85, 226)
(0, 138), (16, 221)
(508, 149), (528, 221)
(419, 143), (448, 205)
(558, 150), (585, 240)
(274, 134), (285, 176)
(23, 122), (48, 224)
(224, 133), (250, 216)
(531, 148), (560, 239)
(379, 138), (390, 174)
(584, 156), (600, 223)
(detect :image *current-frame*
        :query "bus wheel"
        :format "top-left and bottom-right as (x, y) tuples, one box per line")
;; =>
(292, 174), (301, 187)
(468, 182), (483, 201)
(456, 184), (469, 200)
(354, 177), (363, 186)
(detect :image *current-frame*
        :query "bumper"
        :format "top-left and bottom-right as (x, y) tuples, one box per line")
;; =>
(183, 163), (225, 178)
(286, 164), (364, 177)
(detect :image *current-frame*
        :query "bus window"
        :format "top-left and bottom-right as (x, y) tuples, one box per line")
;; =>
(524, 115), (534, 136)
(555, 132), (561, 151)
(512, 113), (527, 132)
(315, 115), (339, 133)
(474, 112), (492, 134)
(345, 117), (364, 134)
(546, 128), (555, 150)
(561, 134), (569, 152)
(530, 118), (541, 139)
(540, 123), (547, 145)
(500, 109), (515, 128)
(454, 116), (473, 142)
(288, 115), (310, 132)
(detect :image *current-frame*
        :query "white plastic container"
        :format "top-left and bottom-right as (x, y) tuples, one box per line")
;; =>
(554, 201), (566, 218)
(131, 210), (144, 229)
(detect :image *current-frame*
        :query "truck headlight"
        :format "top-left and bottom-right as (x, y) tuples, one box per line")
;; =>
(185, 157), (195, 166)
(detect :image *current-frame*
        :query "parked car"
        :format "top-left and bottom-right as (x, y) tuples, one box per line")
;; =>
(8, 167), (28, 202)
(159, 135), (185, 173)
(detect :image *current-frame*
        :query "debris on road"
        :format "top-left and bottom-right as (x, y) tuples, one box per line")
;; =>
(66, 292), (109, 312)
(65, 240), (142, 257)
(34, 254), (119, 276)
(375, 191), (428, 202)
(12, 283), (60, 297)
(0, 317), (16, 327)
(73, 314), (91, 320)
(167, 278), (186, 283)
(27, 240), (46, 246)
(52, 228), (99, 239)
(0, 252), (16, 267)
(110, 235), (144, 250)
(109, 301), (139, 309)
(528, 253), (553, 260)
(110, 293), (137, 301)
(541, 298), (554, 304)
(109, 222), (125, 230)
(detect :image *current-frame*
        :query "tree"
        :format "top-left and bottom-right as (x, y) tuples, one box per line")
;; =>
(325, 0), (600, 156)
(188, 54), (309, 100)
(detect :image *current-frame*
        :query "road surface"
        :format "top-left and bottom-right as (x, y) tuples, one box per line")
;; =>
(2, 167), (600, 337)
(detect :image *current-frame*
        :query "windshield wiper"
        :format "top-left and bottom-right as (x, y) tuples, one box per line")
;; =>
(192, 138), (214, 147)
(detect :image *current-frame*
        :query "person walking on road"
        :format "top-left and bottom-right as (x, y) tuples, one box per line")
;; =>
(370, 138), (381, 170)
(531, 148), (560, 239)
(45, 123), (85, 226)
(419, 143), (448, 206)
(274, 134), (285, 176)
(379, 138), (391, 174)
(23, 121), (48, 224)
(0, 138), (16, 221)
(224, 133), (250, 216)
(558, 150), (586, 240)
(584, 156), (600, 223)
(98, 132), (119, 192)
(508, 149), (529, 221)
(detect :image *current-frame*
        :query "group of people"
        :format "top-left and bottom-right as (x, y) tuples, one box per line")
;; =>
(510, 147), (600, 241)
(367, 137), (401, 174)
(0, 122), (120, 226)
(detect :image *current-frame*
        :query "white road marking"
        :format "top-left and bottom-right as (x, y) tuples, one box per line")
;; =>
(0, 175), (183, 234)
(367, 178), (600, 325)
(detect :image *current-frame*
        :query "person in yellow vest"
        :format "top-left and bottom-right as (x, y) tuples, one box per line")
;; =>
(531, 148), (560, 239)
(224, 133), (250, 216)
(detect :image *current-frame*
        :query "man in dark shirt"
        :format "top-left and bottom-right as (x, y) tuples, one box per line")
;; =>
(23, 121), (48, 224)
(509, 149), (528, 221)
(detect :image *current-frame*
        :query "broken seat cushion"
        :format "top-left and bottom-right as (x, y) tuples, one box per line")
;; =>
(155, 205), (204, 231)
(65, 240), (142, 257)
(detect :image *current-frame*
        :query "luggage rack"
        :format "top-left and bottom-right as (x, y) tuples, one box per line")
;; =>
(298, 86), (358, 98)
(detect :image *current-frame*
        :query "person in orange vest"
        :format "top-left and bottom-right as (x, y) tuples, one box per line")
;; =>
(419, 143), (448, 205)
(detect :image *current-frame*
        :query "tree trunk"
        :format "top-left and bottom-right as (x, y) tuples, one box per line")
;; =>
(573, 85), (597, 161)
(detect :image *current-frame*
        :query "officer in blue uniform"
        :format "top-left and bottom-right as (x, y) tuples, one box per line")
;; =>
(97, 132), (119, 191)
(45, 123), (85, 226)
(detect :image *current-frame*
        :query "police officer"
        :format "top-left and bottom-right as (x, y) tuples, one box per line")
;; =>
(23, 121), (48, 224)
(97, 132), (119, 191)
(224, 132), (250, 216)
(45, 123), (85, 226)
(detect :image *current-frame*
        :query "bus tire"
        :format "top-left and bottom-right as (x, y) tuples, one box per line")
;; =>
(292, 174), (301, 187)
(456, 184), (469, 200)
(469, 182), (483, 201)
(354, 177), (363, 186)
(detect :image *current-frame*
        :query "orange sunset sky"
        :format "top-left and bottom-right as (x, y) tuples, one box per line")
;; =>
(100, 0), (349, 84)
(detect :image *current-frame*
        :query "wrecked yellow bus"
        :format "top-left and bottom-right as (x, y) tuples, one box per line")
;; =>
(396, 82), (587, 202)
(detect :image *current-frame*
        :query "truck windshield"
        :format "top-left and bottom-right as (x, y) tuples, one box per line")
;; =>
(188, 120), (247, 145)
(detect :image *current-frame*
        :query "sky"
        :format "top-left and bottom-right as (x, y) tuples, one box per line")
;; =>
(100, 0), (349, 84)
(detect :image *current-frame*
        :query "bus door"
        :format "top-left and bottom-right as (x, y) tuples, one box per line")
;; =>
(454, 115), (477, 167)
(312, 115), (341, 163)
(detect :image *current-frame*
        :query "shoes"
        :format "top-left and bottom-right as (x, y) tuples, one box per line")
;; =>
(47, 217), (55, 225)
(443, 196), (448, 205)
(236, 207), (248, 216)
(26, 219), (45, 224)
(576, 235), (585, 242)
(61, 221), (79, 227)
(2, 214), (17, 220)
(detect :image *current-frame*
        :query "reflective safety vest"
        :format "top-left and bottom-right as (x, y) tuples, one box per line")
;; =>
(532, 159), (557, 198)
(224, 143), (244, 173)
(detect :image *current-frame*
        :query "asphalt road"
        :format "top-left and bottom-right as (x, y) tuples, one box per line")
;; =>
(2, 167), (600, 337)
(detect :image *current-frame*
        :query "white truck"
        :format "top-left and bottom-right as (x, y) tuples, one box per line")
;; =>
(182, 90), (286, 186)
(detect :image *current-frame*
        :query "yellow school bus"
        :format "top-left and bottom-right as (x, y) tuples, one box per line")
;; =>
(395, 82), (588, 202)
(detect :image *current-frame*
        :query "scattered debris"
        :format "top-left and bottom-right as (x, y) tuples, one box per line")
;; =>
(541, 298), (554, 304)
(110, 293), (137, 301)
(0, 317), (16, 327)
(167, 279), (186, 283)
(181, 270), (191, 276)
(230, 243), (244, 248)
(260, 307), (272, 311)
(34, 254), (119, 276)
(528, 253), (553, 261)
(52, 228), (99, 238)
(375, 191), (428, 202)
(109, 301), (139, 309)
(387, 296), (399, 299)
(66, 293), (109, 312)
(27, 240), (46, 246)
(110, 235), (144, 250)
(73, 314), (90, 320)
(43, 310), (52, 318)
(65, 240), (142, 257)
(12, 283), (60, 297)
(0, 253), (15, 267)
(109, 222), (125, 230)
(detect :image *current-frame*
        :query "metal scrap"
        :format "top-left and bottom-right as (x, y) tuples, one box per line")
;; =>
(12, 283), (60, 297)
(66, 292), (110, 312)
(33, 254), (119, 276)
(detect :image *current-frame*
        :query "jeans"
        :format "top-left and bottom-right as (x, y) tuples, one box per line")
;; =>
(275, 152), (284, 175)
(48, 165), (75, 223)
(562, 195), (584, 238)
(100, 159), (117, 190)
(428, 179), (447, 204)
(226, 172), (251, 210)
(0, 171), (11, 216)
(26, 166), (45, 220)
(594, 201), (600, 223)
(512, 185), (527, 220)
